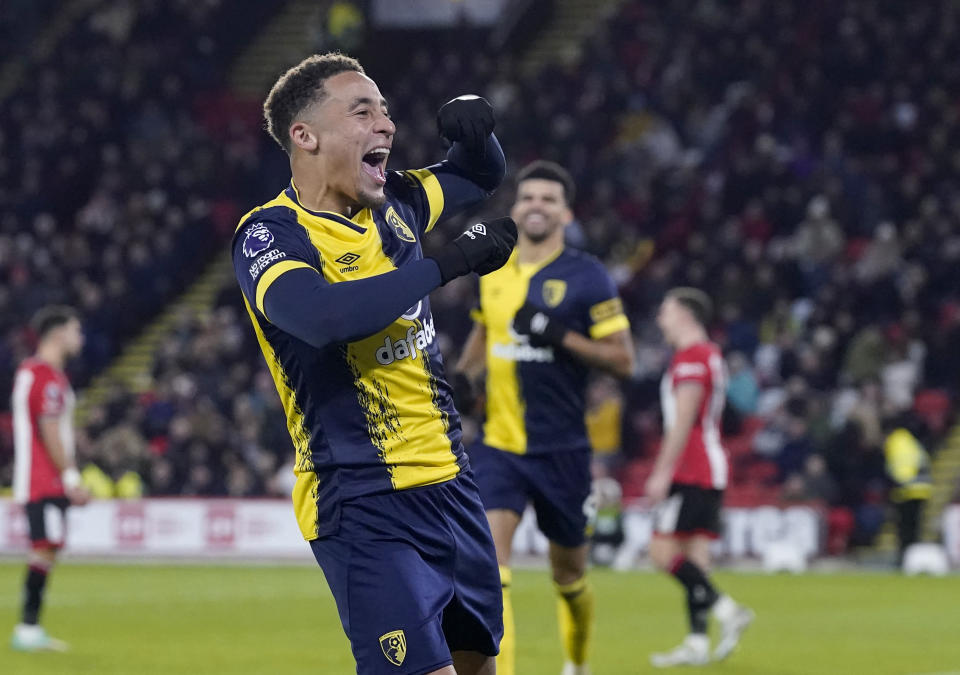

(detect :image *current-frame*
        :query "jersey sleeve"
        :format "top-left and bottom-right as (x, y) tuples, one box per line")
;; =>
(582, 264), (631, 339)
(671, 354), (710, 387)
(395, 134), (506, 236)
(232, 206), (324, 320)
(30, 369), (64, 418)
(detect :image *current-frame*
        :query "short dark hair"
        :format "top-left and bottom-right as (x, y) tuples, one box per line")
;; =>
(516, 160), (576, 205)
(666, 287), (713, 327)
(32, 305), (79, 340)
(263, 52), (365, 153)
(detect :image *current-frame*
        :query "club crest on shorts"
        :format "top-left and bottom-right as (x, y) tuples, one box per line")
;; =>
(387, 207), (416, 243)
(542, 279), (567, 307)
(379, 630), (407, 666)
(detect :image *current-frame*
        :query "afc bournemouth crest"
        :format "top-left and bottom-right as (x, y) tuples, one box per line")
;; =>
(542, 279), (567, 308)
(380, 630), (407, 666)
(387, 207), (416, 243)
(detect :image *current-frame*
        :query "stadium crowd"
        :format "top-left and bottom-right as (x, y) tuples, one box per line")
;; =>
(0, 0), (270, 403)
(3, 0), (959, 552)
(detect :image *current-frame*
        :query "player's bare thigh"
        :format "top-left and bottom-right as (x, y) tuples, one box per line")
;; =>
(486, 508), (522, 567)
(649, 533), (681, 570)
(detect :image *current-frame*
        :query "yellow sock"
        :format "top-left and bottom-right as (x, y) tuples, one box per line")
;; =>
(555, 575), (594, 665)
(498, 565), (515, 675)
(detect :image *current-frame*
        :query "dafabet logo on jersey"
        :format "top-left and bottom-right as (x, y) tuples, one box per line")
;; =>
(379, 630), (406, 666)
(375, 319), (437, 365)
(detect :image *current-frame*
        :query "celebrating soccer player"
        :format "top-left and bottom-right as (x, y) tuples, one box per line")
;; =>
(11, 306), (90, 652)
(454, 161), (635, 675)
(645, 288), (754, 667)
(232, 53), (517, 675)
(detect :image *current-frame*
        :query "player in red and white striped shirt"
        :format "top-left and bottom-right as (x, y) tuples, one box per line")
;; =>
(645, 288), (753, 667)
(11, 306), (89, 652)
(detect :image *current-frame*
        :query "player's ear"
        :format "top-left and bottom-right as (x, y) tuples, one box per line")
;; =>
(290, 122), (319, 153)
(561, 205), (574, 225)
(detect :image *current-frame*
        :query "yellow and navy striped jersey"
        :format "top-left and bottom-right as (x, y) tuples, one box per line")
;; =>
(232, 166), (485, 540)
(474, 247), (630, 455)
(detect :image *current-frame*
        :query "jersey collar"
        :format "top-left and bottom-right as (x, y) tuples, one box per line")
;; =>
(514, 244), (565, 276)
(285, 181), (368, 234)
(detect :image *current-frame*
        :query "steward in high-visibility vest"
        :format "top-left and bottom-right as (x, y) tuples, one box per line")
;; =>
(884, 426), (932, 561)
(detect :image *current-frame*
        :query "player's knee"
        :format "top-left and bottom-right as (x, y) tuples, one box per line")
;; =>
(649, 537), (677, 571)
(29, 548), (57, 567)
(550, 552), (588, 586)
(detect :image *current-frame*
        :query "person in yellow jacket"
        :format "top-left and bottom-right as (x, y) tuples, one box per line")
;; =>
(81, 464), (144, 499)
(883, 420), (932, 563)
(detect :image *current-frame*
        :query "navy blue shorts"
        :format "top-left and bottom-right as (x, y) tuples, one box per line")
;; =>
(470, 442), (593, 548)
(310, 472), (503, 675)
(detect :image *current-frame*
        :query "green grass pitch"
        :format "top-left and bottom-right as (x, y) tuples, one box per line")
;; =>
(1, 562), (957, 674)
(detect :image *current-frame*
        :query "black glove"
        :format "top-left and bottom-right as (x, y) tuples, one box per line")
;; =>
(437, 95), (495, 154)
(429, 217), (518, 285)
(512, 302), (568, 348)
(450, 372), (478, 415)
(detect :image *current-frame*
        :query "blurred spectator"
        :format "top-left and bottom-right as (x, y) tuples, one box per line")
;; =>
(782, 454), (838, 505)
(726, 352), (759, 415)
(884, 420), (932, 562)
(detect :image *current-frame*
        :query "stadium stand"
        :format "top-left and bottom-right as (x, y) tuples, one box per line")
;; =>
(3, 0), (960, 555)
(0, 0), (275, 483)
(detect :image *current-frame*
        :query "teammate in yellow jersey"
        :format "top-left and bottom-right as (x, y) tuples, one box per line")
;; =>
(454, 161), (635, 675)
(232, 53), (518, 675)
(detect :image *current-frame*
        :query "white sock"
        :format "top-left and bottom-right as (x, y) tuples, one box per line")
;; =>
(14, 624), (43, 638)
(685, 633), (710, 650)
(711, 594), (738, 622)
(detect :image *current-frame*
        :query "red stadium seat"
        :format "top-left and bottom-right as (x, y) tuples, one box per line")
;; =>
(913, 389), (952, 436)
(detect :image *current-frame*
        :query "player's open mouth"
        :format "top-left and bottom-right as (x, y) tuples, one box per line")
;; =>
(361, 148), (389, 185)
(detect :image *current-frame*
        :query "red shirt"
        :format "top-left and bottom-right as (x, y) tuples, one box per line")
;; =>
(11, 358), (75, 503)
(660, 341), (729, 489)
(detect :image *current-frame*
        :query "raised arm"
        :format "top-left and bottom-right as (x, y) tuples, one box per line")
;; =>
(402, 96), (507, 235)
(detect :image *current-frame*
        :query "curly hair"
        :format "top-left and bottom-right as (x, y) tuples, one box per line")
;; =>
(263, 53), (364, 154)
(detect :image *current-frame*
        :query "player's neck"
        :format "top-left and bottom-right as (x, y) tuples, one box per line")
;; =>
(517, 234), (563, 265)
(35, 343), (65, 370)
(290, 172), (360, 218)
(673, 328), (707, 351)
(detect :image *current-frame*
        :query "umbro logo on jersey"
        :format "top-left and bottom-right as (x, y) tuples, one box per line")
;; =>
(335, 252), (361, 273)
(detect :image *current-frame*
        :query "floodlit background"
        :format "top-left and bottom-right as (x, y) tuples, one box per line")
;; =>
(1, 1), (959, 673)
